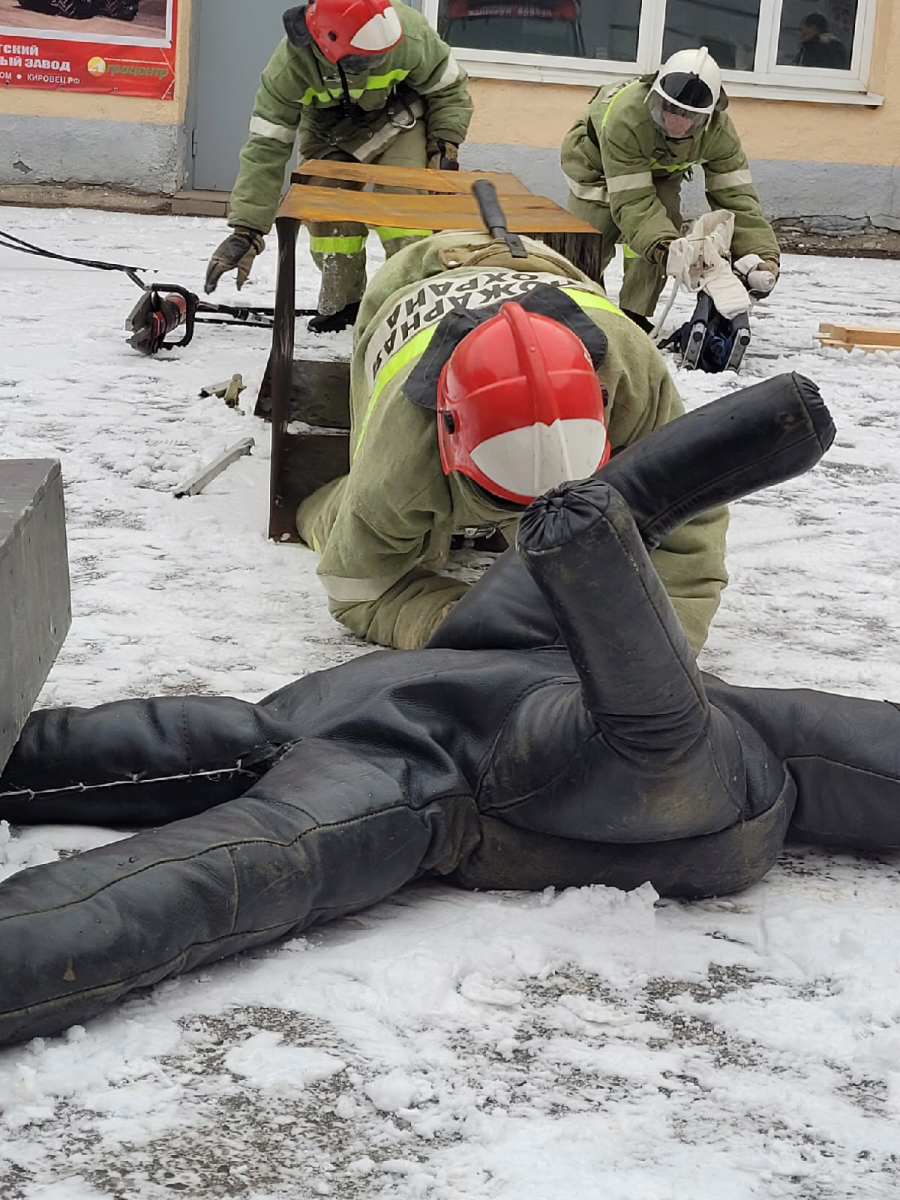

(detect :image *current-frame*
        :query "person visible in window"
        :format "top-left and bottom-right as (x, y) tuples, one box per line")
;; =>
(794, 13), (850, 70)
(560, 47), (781, 331)
(204, 0), (473, 334)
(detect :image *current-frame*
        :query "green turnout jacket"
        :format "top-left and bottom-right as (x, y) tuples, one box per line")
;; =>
(228, 1), (473, 235)
(560, 77), (780, 267)
(296, 232), (729, 654)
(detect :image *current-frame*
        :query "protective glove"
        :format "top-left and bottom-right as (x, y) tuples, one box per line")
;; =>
(426, 139), (460, 171)
(204, 227), (265, 294)
(664, 212), (751, 319)
(733, 253), (779, 300)
(664, 234), (704, 290)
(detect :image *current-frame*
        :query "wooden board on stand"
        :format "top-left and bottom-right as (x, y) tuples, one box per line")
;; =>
(293, 160), (533, 195)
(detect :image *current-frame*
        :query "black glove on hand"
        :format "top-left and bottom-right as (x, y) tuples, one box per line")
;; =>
(426, 139), (460, 171)
(204, 227), (265, 294)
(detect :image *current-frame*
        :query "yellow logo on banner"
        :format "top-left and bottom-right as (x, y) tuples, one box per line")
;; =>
(87, 57), (107, 77)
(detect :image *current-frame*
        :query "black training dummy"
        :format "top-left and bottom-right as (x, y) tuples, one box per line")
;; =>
(2, 373), (899, 1050)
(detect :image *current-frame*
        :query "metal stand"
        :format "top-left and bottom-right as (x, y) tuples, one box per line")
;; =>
(268, 216), (300, 542)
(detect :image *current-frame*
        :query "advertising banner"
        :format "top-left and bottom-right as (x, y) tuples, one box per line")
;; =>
(0, 0), (177, 99)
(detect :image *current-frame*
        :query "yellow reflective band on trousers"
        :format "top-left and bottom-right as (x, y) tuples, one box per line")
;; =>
(375, 226), (432, 243)
(309, 235), (367, 255)
(354, 326), (438, 458)
(301, 69), (411, 107)
(311, 533), (322, 553)
(355, 287), (627, 460)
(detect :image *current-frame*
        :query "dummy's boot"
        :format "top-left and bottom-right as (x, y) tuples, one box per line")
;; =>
(430, 372), (835, 652)
(307, 302), (361, 335)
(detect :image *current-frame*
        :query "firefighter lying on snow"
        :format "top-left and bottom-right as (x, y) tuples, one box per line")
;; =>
(295, 229), (728, 654)
(561, 47), (781, 334)
(205, 0), (473, 333)
(6, 375), (900, 1051)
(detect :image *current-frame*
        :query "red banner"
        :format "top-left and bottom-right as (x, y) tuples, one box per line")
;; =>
(0, 0), (177, 100)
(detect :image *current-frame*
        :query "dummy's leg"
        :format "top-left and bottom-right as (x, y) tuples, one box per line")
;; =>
(618, 175), (684, 320)
(0, 696), (298, 827)
(373, 123), (431, 259)
(496, 477), (768, 842)
(429, 373), (834, 653)
(0, 738), (479, 1046)
(718, 684), (900, 852)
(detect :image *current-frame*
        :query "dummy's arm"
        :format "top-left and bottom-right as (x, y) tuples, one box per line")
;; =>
(431, 374), (835, 653)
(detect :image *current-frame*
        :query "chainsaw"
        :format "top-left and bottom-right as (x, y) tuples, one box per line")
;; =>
(123, 284), (316, 356)
(0, 226), (315, 357)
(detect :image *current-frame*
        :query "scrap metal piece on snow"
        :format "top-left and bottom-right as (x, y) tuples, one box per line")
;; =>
(200, 375), (246, 407)
(173, 438), (255, 499)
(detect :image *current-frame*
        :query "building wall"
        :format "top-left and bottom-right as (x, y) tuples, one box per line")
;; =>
(461, 1), (900, 228)
(0, 0), (192, 192)
(0, 0), (898, 227)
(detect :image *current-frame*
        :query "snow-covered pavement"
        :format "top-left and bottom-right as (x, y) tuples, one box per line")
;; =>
(2, 205), (900, 1200)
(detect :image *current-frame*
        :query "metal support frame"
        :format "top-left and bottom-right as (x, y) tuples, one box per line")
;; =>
(268, 216), (300, 542)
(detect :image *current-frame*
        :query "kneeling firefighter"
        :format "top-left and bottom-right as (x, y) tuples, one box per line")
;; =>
(560, 47), (780, 332)
(204, 0), (473, 334)
(296, 230), (728, 653)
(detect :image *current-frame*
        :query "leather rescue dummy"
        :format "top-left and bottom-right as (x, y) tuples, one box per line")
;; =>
(9, 374), (900, 1057)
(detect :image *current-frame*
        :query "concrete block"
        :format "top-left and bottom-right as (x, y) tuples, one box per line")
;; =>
(0, 461), (71, 774)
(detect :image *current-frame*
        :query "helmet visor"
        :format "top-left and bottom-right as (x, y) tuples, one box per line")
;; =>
(648, 92), (709, 140)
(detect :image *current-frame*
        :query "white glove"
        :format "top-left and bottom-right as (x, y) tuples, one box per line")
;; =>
(733, 253), (778, 299)
(665, 235), (704, 289)
(665, 212), (751, 318)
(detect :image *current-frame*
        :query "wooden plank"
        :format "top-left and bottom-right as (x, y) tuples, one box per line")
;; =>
(816, 322), (900, 352)
(277, 185), (595, 233)
(819, 340), (900, 355)
(293, 160), (532, 194)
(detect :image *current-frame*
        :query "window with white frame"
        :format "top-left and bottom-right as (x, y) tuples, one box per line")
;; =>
(419, 0), (878, 98)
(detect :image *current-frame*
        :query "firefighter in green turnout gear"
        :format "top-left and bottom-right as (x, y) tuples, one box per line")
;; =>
(296, 230), (729, 652)
(560, 47), (780, 331)
(204, 0), (473, 334)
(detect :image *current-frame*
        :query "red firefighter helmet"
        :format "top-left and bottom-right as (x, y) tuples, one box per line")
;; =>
(436, 302), (609, 506)
(306, 0), (403, 63)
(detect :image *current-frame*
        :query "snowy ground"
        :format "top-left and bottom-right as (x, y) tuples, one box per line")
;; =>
(2, 206), (900, 1200)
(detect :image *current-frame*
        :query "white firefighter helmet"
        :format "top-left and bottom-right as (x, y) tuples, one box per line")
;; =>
(648, 47), (722, 139)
